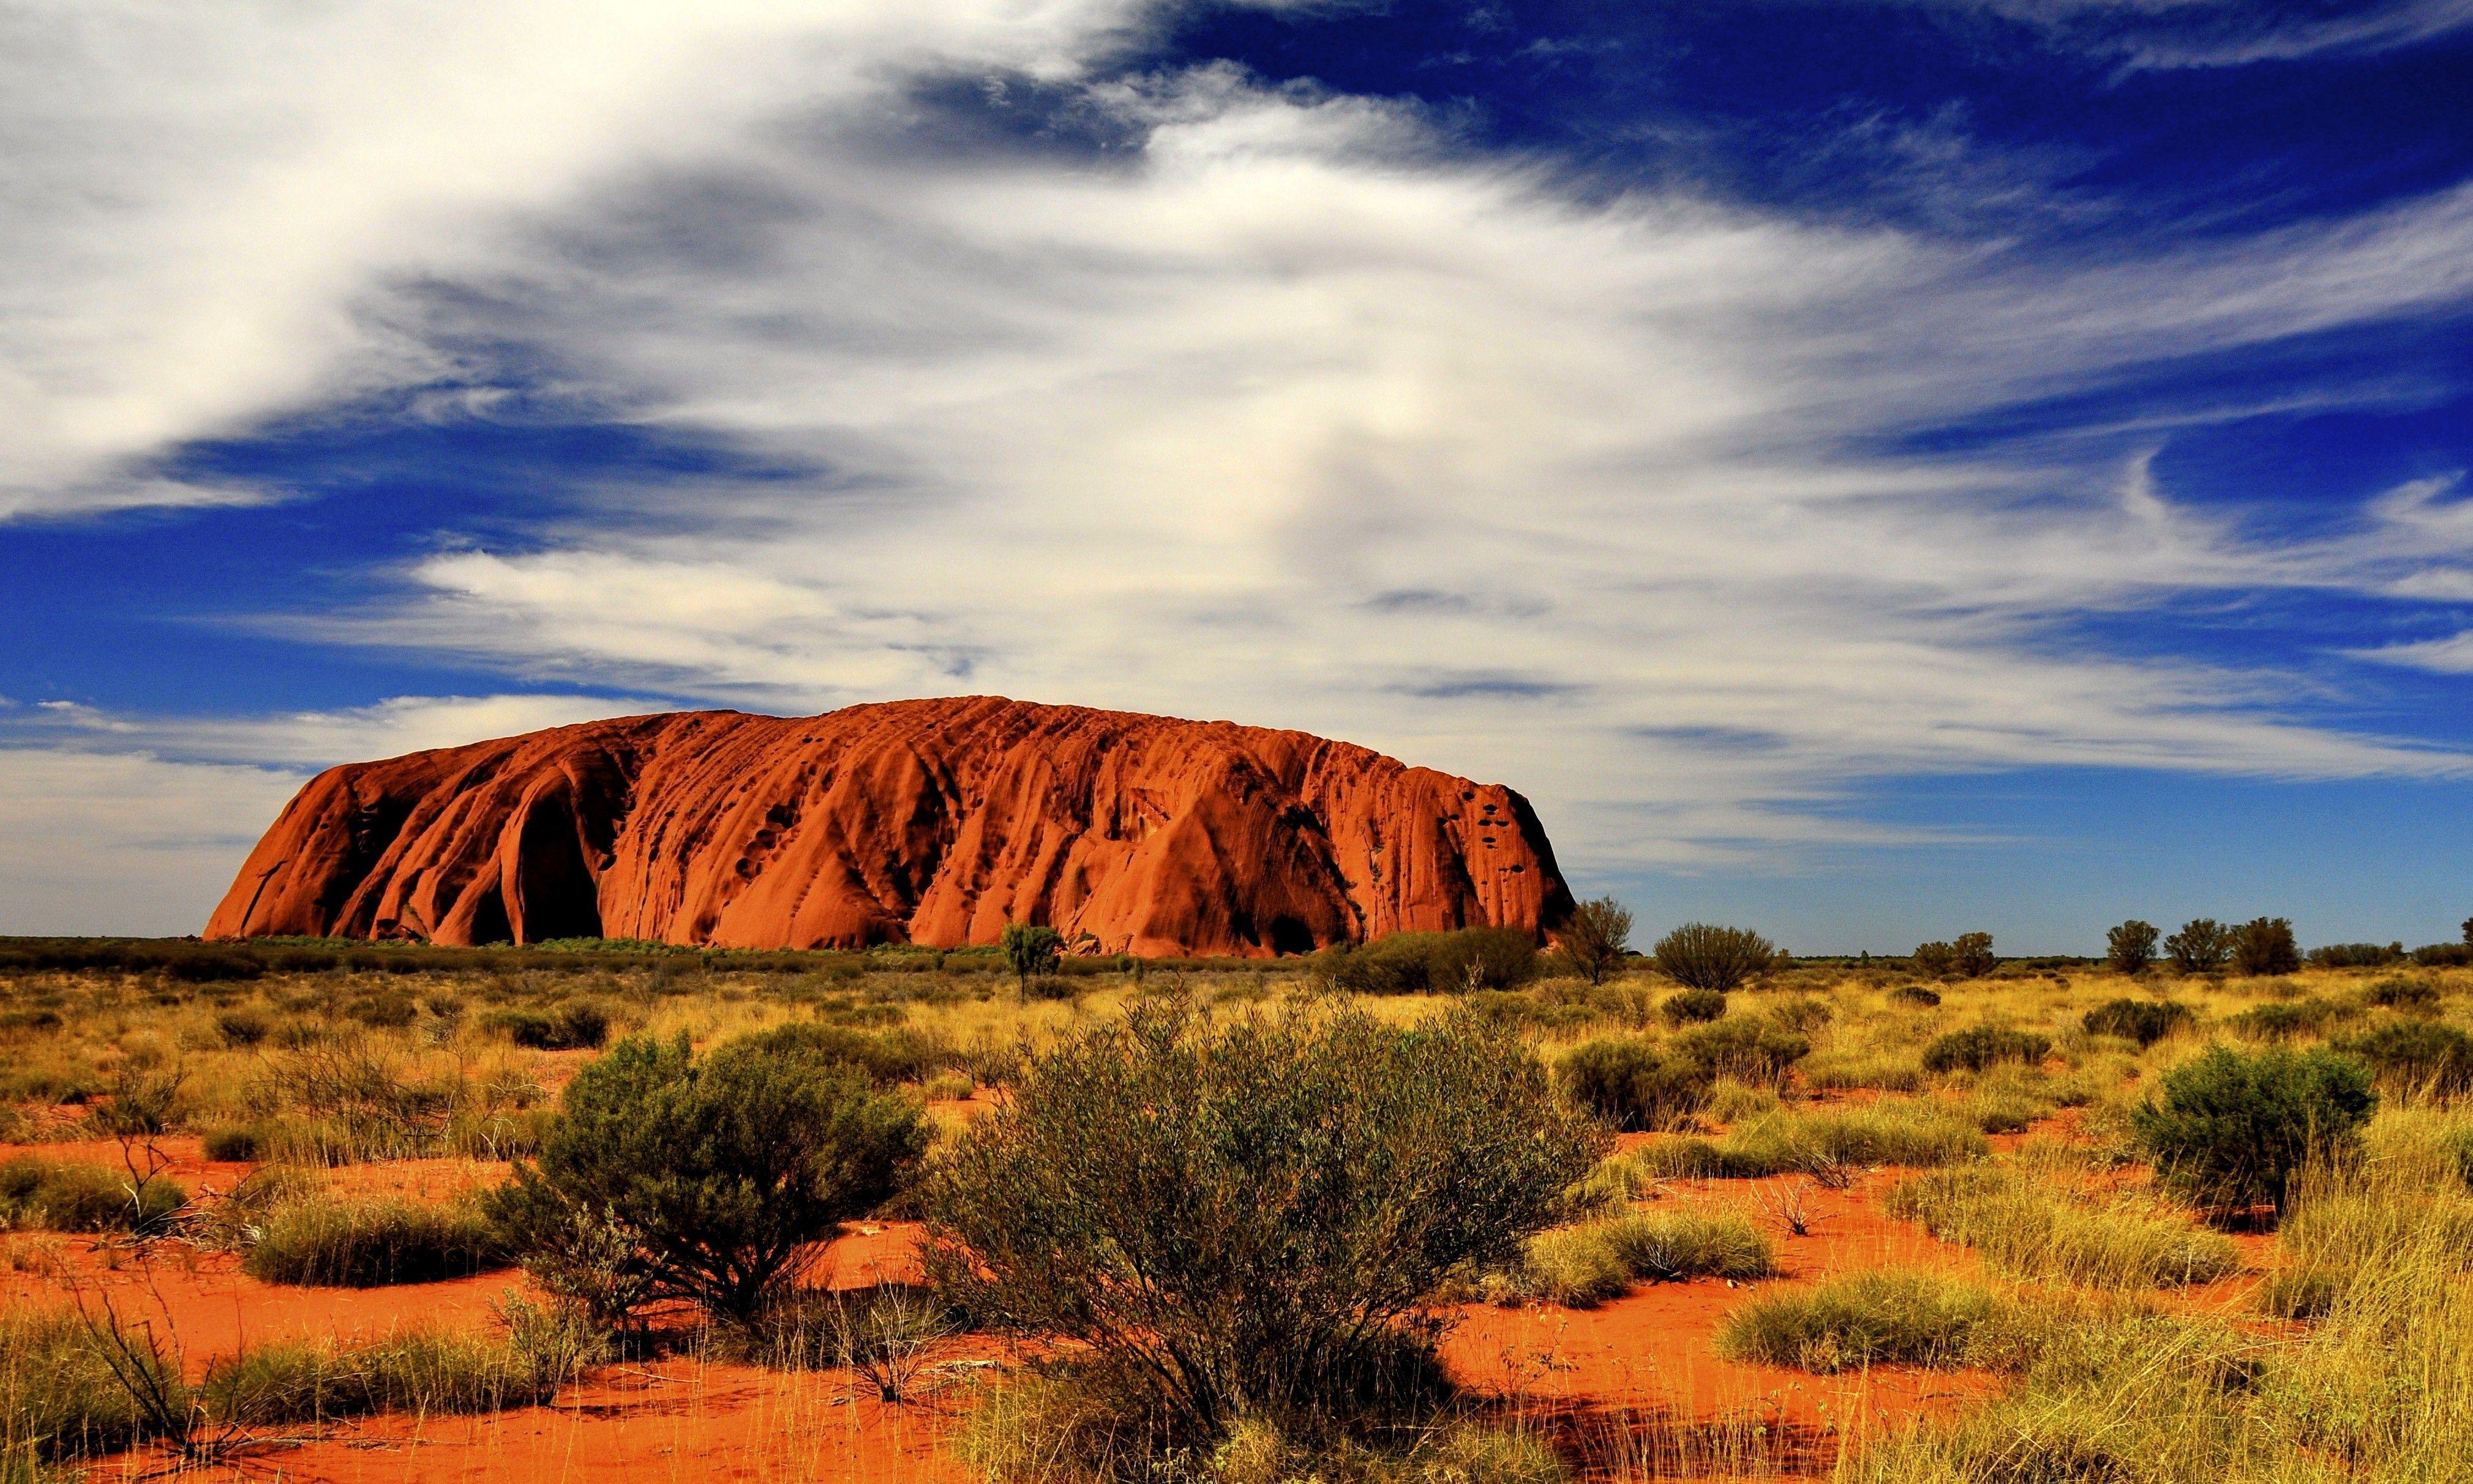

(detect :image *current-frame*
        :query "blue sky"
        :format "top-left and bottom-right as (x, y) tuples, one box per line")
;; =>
(4, 0), (2472, 951)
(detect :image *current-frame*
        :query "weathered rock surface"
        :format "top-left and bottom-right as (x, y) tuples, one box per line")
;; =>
(205, 697), (1570, 957)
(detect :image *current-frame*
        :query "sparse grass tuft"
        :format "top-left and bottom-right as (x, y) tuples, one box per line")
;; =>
(1714, 1269), (2002, 1371)
(1887, 1164), (2241, 1287)
(0, 1157), (184, 1234)
(1637, 1102), (1986, 1180)
(241, 1192), (507, 1287)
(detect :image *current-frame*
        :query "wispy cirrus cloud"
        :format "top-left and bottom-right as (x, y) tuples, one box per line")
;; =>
(4, 0), (2473, 899)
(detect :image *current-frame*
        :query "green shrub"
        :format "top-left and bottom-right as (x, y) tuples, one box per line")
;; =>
(1886, 985), (1942, 1008)
(922, 999), (1604, 1442)
(1669, 1016), (1811, 1085)
(2130, 1046), (2376, 1218)
(1559, 1037), (1708, 1131)
(0, 1157), (184, 1234)
(1316, 929), (1544, 995)
(2082, 999), (2194, 1047)
(1950, 932), (1997, 979)
(2231, 918), (2301, 977)
(743, 1023), (959, 1089)
(2336, 1020), (2473, 1095)
(2365, 976), (2441, 1011)
(244, 1194), (507, 1287)
(486, 1027), (928, 1321)
(482, 1001), (609, 1050)
(1659, 989), (1728, 1025)
(217, 1007), (275, 1047)
(1653, 924), (1776, 993)
(1921, 1026), (2051, 1074)
(2229, 998), (2346, 1041)
(1714, 1270), (2001, 1371)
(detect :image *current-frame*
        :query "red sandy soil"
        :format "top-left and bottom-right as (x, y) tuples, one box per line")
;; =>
(4, 1107), (2261, 1483)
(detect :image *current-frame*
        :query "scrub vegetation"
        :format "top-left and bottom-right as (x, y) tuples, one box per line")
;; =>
(3, 922), (2473, 1482)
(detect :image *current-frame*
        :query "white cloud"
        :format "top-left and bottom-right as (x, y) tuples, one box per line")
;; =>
(5, 1), (2473, 908)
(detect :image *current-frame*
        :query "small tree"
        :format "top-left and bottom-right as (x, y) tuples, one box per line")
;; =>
(1559, 898), (1634, 986)
(922, 998), (1604, 1442)
(2462, 915), (2472, 948)
(1912, 941), (1958, 980)
(2231, 917), (2301, 977)
(1653, 924), (1776, 993)
(1000, 922), (1064, 989)
(487, 1029), (927, 1322)
(2131, 1046), (2374, 1219)
(1950, 932), (1996, 980)
(2165, 919), (2232, 975)
(2106, 920), (2160, 975)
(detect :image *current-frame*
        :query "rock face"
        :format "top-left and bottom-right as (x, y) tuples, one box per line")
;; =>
(205, 697), (1571, 957)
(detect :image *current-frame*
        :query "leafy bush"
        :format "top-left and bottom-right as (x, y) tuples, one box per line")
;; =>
(2228, 998), (2346, 1041)
(244, 1194), (508, 1287)
(1653, 924), (1776, 993)
(2082, 999), (2194, 1047)
(2311, 942), (2406, 969)
(1950, 932), (1997, 979)
(1912, 942), (1957, 980)
(2130, 1046), (2376, 1218)
(2107, 921), (2160, 975)
(1558, 896), (1633, 986)
(1888, 984), (1942, 1008)
(2231, 918), (2302, 977)
(1314, 928), (1544, 995)
(482, 1000), (610, 1050)
(2166, 919), (2232, 975)
(2365, 976), (2441, 1011)
(1921, 1026), (2051, 1074)
(922, 998), (1604, 1442)
(1715, 1270), (2002, 1371)
(1670, 1016), (1812, 1086)
(2336, 1021), (2473, 1096)
(1001, 923), (1064, 987)
(486, 1027), (928, 1321)
(1559, 1037), (1709, 1131)
(1659, 989), (1728, 1026)
(0, 1157), (184, 1233)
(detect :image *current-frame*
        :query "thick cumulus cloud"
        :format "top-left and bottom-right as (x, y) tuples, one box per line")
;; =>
(6, 0), (2473, 896)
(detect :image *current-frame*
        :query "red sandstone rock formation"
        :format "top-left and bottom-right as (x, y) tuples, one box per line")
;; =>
(205, 697), (1571, 957)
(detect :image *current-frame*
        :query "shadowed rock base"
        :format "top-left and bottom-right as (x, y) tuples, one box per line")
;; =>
(205, 696), (1571, 957)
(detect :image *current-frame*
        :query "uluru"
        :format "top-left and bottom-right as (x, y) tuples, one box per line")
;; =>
(205, 696), (1572, 957)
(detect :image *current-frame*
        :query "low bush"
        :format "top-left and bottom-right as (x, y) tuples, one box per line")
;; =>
(0, 1156), (184, 1234)
(2311, 942), (2406, 969)
(1668, 1016), (1811, 1085)
(1887, 1165), (2241, 1287)
(1516, 1207), (1776, 1306)
(2336, 1020), (2473, 1096)
(1638, 1103), (1986, 1180)
(1886, 984), (1942, 1008)
(0, 1308), (184, 1465)
(1315, 928), (1544, 995)
(1802, 1049), (1926, 1092)
(243, 1194), (507, 1287)
(2364, 975), (2441, 1011)
(481, 1000), (610, 1051)
(1659, 989), (1728, 1026)
(923, 999), (1603, 1445)
(198, 1311), (596, 1426)
(201, 1125), (265, 1162)
(2228, 998), (2347, 1041)
(2131, 1045), (2376, 1218)
(2082, 999), (2194, 1047)
(1714, 1270), (2002, 1371)
(216, 1008), (274, 1047)
(487, 1026), (928, 1322)
(1653, 924), (1776, 993)
(1921, 1026), (2051, 1074)
(1559, 1037), (1708, 1131)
